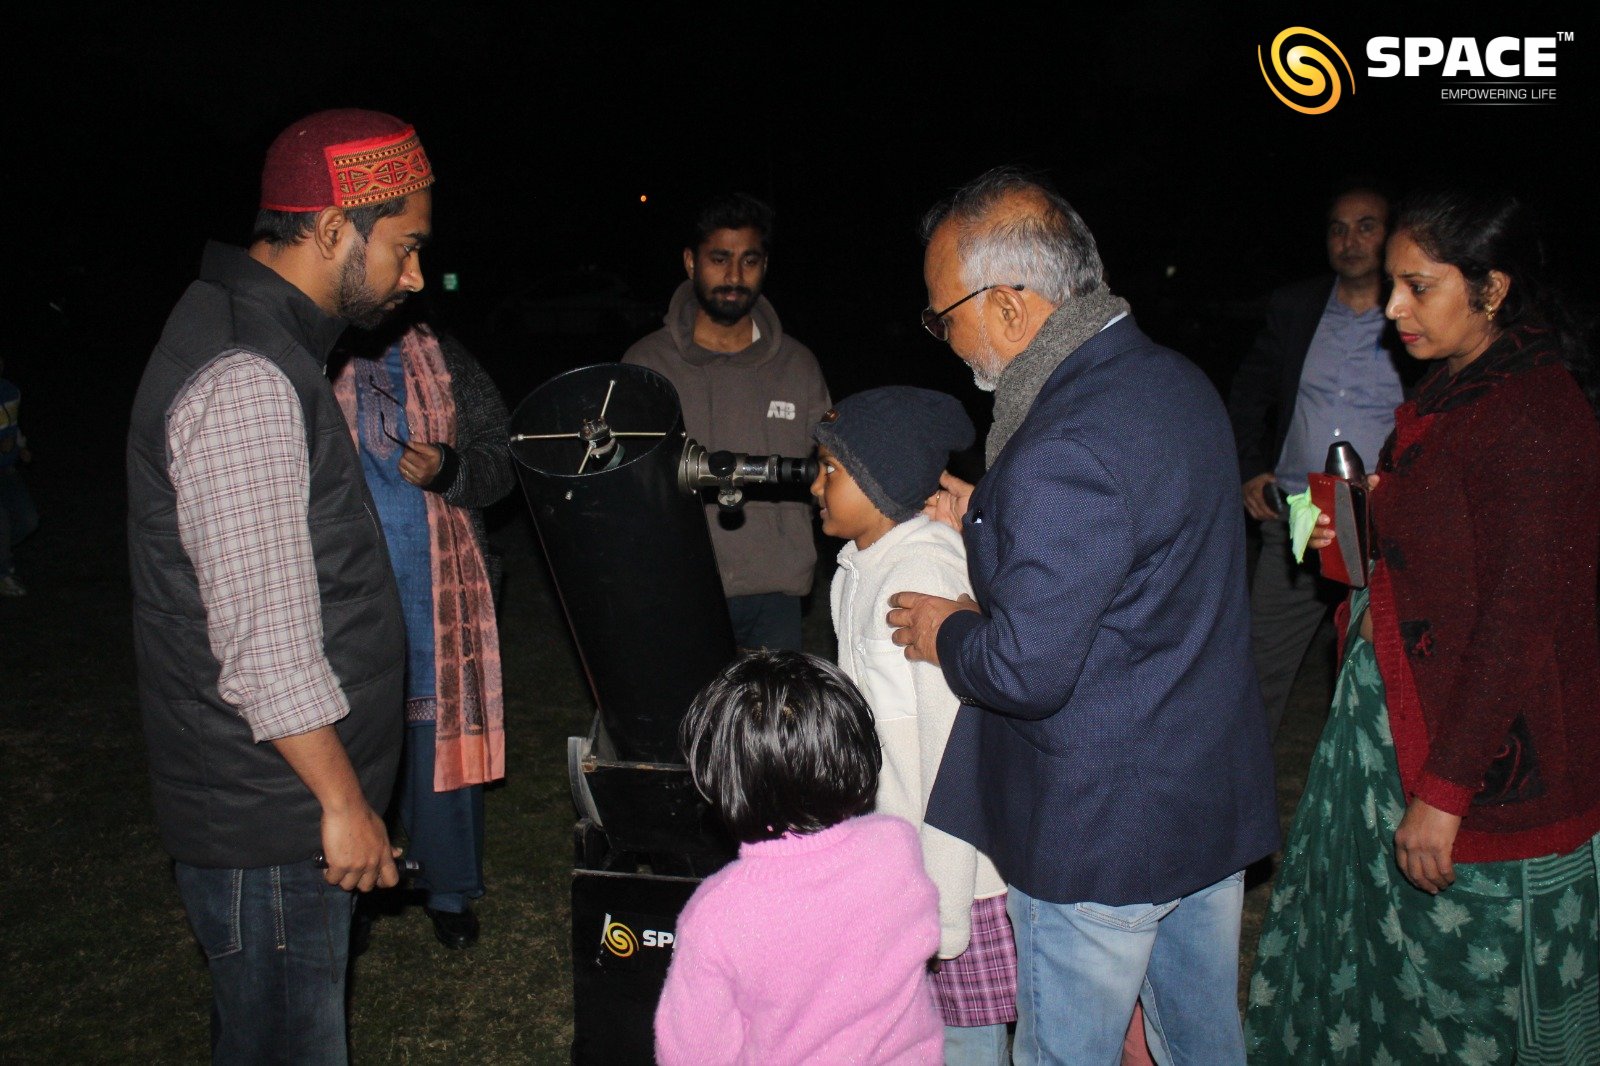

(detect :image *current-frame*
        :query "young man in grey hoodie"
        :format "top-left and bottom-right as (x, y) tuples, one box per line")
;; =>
(622, 193), (830, 651)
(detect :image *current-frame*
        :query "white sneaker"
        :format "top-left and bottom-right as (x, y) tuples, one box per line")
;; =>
(0, 574), (25, 596)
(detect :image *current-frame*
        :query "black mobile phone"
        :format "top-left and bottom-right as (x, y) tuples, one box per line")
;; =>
(313, 853), (424, 878)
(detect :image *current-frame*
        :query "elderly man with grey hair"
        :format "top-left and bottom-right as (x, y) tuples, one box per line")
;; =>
(888, 168), (1279, 1064)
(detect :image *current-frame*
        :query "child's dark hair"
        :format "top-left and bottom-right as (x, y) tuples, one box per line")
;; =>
(680, 650), (880, 844)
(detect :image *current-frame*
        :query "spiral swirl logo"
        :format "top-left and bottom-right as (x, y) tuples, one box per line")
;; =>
(601, 916), (639, 958)
(1258, 27), (1356, 114)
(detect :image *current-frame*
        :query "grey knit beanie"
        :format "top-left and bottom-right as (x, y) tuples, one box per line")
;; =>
(811, 387), (975, 522)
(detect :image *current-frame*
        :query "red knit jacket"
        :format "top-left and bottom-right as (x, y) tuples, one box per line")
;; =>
(1365, 327), (1600, 862)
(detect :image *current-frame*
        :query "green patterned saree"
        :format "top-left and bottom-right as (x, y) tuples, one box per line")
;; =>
(1245, 591), (1600, 1065)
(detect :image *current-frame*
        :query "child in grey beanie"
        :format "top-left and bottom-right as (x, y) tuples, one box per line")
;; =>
(808, 386), (1017, 1055)
(811, 387), (975, 526)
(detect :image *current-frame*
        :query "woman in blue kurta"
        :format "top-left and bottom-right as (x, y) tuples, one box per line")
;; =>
(335, 321), (512, 948)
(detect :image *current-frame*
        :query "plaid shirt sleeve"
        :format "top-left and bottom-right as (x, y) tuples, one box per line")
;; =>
(167, 351), (350, 742)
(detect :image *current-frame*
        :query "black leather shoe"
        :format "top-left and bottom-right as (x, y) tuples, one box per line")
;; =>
(425, 905), (479, 949)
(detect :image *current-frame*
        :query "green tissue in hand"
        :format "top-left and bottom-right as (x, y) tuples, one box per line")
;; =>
(1286, 489), (1321, 563)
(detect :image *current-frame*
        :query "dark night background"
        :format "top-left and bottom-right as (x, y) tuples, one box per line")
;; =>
(10, 3), (1598, 486)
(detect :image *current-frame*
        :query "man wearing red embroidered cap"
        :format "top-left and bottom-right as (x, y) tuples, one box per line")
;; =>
(127, 109), (434, 1064)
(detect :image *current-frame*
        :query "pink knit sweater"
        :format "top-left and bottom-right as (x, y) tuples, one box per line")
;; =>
(654, 814), (943, 1065)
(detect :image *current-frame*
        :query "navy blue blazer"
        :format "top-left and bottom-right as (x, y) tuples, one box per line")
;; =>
(927, 317), (1280, 906)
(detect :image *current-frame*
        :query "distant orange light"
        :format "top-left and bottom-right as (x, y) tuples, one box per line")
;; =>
(639, 194), (648, 203)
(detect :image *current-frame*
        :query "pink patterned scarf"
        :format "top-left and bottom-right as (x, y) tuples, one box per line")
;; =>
(334, 325), (505, 790)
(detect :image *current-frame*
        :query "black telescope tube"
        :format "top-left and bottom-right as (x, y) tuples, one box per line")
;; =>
(510, 364), (736, 762)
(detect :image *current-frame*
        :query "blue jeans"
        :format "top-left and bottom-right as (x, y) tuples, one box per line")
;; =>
(1008, 871), (1246, 1066)
(726, 592), (803, 652)
(174, 860), (354, 1066)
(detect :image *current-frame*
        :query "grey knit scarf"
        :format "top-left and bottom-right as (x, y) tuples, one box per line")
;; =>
(986, 285), (1131, 466)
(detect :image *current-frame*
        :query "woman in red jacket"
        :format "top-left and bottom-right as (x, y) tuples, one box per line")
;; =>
(1247, 190), (1600, 1065)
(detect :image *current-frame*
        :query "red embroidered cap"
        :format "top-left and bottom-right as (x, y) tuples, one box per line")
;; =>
(260, 109), (435, 212)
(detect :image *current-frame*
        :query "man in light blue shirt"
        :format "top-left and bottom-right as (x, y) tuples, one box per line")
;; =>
(1228, 187), (1418, 734)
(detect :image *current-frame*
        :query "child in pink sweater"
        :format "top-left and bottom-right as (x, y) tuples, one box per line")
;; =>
(655, 651), (943, 1065)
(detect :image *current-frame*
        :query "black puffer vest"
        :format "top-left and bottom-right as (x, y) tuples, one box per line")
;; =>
(127, 243), (403, 868)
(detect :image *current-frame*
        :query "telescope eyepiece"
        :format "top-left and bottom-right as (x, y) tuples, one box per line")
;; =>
(774, 456), (819, 484)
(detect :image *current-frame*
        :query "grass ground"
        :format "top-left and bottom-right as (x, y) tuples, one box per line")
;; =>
(0, 436), (1333, 1063)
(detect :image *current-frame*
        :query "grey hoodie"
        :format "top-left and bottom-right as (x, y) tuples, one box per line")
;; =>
(622, 281), (830, 598)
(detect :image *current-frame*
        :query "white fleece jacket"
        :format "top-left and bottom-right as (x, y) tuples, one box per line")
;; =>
(831, 515), (1006, 959)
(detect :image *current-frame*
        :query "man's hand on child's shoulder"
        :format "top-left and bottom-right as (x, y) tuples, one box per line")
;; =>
(887, 592), (981, 665)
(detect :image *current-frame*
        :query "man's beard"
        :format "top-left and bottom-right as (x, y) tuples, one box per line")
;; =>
(693, 277), (759, 326)
(968, 318), (1005, 392)
(335, 239), (403, 330)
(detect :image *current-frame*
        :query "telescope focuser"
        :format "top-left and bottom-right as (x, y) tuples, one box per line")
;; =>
(678, 440), (819, 510)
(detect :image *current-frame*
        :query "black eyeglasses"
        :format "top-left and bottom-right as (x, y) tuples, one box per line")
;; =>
(921, 283), (1025, 341)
